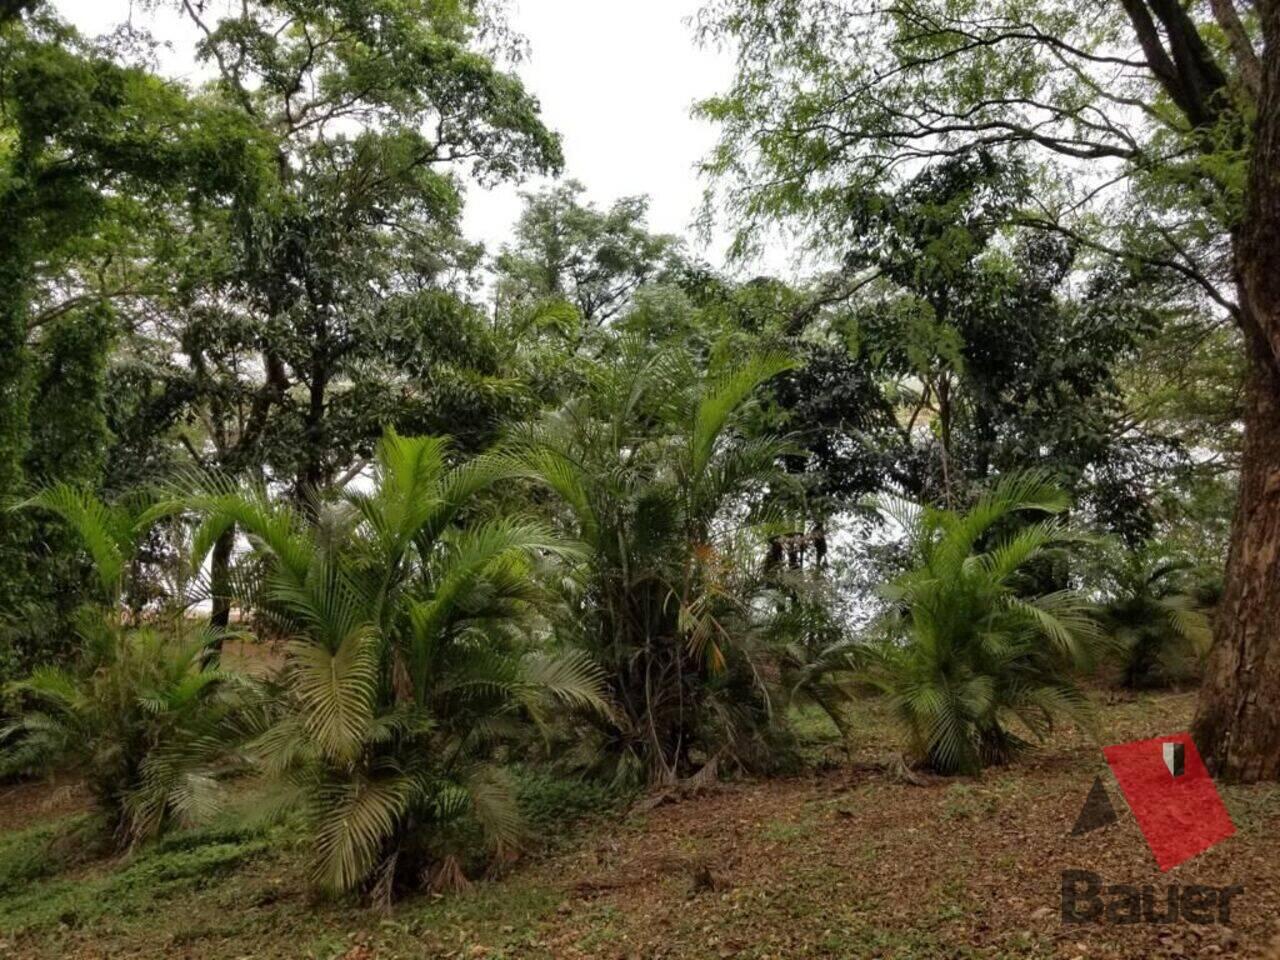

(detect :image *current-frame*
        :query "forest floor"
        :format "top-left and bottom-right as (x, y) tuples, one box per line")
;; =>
(1, 688), (1278, 960)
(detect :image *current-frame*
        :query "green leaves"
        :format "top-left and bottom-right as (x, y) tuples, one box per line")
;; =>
(517, 650), (609, 724)
(288, 627), (379, 765)
(690, 351), (797, 480)
(854, 471), (1101, 774)
(310, 773), (413, 895)
(192, 427), (605, 896)
(513, 340), (795, 781)
(1093, 547), (1216, 688)
(1, 628), (252, 846)
(17, 484), (156, 598)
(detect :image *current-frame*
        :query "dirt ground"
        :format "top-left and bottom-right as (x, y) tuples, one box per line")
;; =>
(1, 689), (1278, 960)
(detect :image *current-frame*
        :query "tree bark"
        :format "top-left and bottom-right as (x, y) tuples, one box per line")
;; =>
(1193, 3), (1280, 781)
(1193, 348), (1280, 781)
(208, 524), (235, 640)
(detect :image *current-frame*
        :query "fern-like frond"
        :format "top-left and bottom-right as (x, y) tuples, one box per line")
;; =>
(287, 628), (378, 763)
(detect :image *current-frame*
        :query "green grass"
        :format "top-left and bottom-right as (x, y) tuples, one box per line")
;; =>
(760, 816), (816, 843)
(0, 811), (563, 958)
(0, 812), (96, 897)
(0, 820), (271, 935)
(514, 766), (637, 843)
(0, 772), (614, 958)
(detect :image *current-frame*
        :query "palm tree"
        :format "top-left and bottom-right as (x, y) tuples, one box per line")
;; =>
(2, 486), (247, 845)
(762, 568), (861, 750)
(1095, 551), (1213, 689)
(15, 483), (164, 607)
(846, 472), (1102, 775)
(513, 337), (797, 783)
(189, 428), (606, 898)
(1, 627), (249, 845)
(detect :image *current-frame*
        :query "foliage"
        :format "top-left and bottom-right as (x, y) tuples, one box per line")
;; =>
(151, 0), (562, 497)
(0, 3), (273, 630)
(496, 179), (681, 328)
(0, 814), (95, 898)
(1092, 548), (1214, 689)
(696, 0), (1250, 276)
(2, 484), (249, 845)
(0, 626), (251, 846)
(844, 473), (1103, 774)
(512, 767), (637, 842)
(0, 820), (271, 935)
(839, 157), (1161, 512)
(760, 568), (861, 749)
(693, 0), (1252, 598)
(189, 428), (607, 897)
(513, 336), (800, 783)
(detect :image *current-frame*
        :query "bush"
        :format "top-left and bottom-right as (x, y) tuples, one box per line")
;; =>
(1093, 549), (1214, 688)
(845, 472), (1103, 775)
(0, 814), (97, 897)
(513, 338), (802, 784)
(190, 428), (608, 899)
(0, 627), (253, 846)
(2, 485), (252, 845)
(514, 767), (636, 840)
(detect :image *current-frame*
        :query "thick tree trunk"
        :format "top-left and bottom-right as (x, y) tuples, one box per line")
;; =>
(1193, 4), (1280, 781)
(1192, 349), (1280, 781)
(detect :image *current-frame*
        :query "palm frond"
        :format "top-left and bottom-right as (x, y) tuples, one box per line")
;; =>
(310, 774), (413, 894)
(287, 627), (378, 763)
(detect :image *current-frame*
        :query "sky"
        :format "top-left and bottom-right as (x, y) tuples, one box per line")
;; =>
(54, 0), (739, 267)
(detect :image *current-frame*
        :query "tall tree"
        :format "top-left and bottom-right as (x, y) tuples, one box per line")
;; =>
(495, 180), (680, 329)
(0, 3), (271, 640)
(139, 0), (563, 628)
(844, 154), (1165, 528)
(698, 0), (1280, 781)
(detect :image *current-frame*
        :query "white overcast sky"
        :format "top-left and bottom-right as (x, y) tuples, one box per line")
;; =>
(54, 0), (747, 269)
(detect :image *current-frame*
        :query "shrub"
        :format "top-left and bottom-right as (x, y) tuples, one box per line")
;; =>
(1094, 549), (1214, 688)
(1, 627), (252, 845)
(845, 472), (1103, 775)
(513, 338), (801, 784)
(2, 487), (251, 846)
(191, 428), (607, 898)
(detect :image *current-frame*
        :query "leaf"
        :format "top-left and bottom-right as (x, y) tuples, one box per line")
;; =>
(288, 627), (378, 763)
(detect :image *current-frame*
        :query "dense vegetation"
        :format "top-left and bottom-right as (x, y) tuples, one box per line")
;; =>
(1, 0), (1277, 926)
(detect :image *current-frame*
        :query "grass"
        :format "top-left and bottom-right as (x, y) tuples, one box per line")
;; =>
(0, 821), (272, 935)
(0, 813), (95, 898)
(1, 690), (1278, 959)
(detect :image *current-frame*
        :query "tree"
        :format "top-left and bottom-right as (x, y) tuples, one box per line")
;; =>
(514, 336), (797, 783)
(1, 627), (250, 846)
(0, 1), (270, 655)
(496, 180), (680, 330)
(129, 0), (565, 631)
(189, 429), (605, 898)
(848, 473), (1102, 774)
(697, 0), (1280, 781)
(3, 485), (250, 845)
(844, 155), (1167, 523)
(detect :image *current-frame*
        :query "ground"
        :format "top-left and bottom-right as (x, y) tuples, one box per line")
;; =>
(1, 690), (1278, 960)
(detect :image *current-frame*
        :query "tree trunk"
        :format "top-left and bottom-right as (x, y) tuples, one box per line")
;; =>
(295, 367), (329, 514)
(208, 524), (235, 642)
(1193, 6), (1280, 781)
(1192, 350), (1280, 781)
